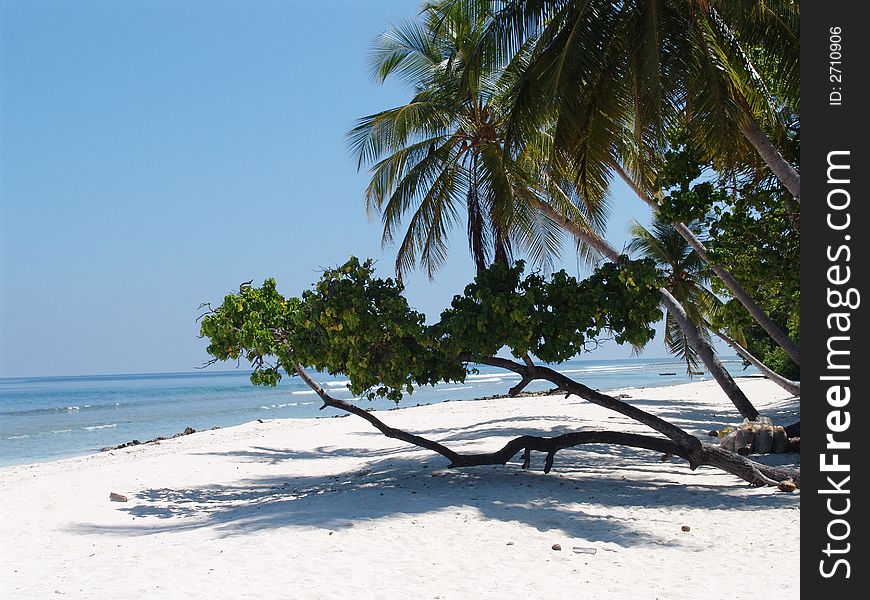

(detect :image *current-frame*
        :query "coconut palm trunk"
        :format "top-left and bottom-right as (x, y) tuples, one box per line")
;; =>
(728, 98), (800, 232)
(709, 326), (800, 397)
(529, 197), (759, 420)
(739, 114), (800, 203)
(611, 162), (800, 367)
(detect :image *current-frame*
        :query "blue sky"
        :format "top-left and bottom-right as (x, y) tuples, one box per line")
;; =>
(1, 0), (668, 378)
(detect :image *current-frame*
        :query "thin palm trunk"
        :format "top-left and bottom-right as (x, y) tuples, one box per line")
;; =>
(611, 162), (800, 367)
(712, 14), (801, 209)
(529, 197), (759, 420)
(739, 116), (801, 232)
(708, 326), (800, 397)
(739, 114), (800, 203)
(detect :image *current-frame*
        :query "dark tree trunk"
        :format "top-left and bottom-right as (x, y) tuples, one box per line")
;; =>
(493, 228), (511, 267)
(739, 114), (801, 203)
(658, 289), (760, 420)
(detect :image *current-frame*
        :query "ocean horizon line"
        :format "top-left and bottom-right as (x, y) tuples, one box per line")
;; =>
(0, 355), (706, 383)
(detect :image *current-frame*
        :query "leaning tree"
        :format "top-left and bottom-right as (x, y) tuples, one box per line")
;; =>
(199, 257), (799, 489)
(350, 0), (761, 420)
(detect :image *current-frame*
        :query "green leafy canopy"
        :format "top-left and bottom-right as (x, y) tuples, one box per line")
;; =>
(200, 257), (663, 403)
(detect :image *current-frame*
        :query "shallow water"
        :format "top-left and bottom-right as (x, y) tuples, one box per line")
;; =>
(0, 356), (757, 466)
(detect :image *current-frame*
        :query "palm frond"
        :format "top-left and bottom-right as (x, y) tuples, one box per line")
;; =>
(368, 19), (441, 87)
(664, 311), (703, 373)
(347, 97), (453, 169)
(392, 161), (463, 280)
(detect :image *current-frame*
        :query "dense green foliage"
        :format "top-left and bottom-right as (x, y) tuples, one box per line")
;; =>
(706, 188), (800, 379)
(200, 257), (662, 402)
(201, 258), (462, 402)
(654, 139), (730, 226)
(436, 257), (663, 361)
(652, 137), (799, 379)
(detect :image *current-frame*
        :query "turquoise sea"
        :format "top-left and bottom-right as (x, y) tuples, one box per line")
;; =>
(0, 357), (758, 466)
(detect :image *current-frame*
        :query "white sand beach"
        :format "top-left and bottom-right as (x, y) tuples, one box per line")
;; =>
(0, 377), (799, 599)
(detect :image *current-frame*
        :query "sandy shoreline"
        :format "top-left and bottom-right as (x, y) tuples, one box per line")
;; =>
(0, 377), (799, 599)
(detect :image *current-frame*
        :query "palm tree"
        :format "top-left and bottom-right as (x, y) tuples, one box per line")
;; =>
(352, 0), (760, 420)
(487, 0), (801, 365)
(493, 0), (799, 199)
(613, 161), (800, 366)
(628, 219), (799, 396)
(348, 0), (596, 281)
(627, 220), (719, 374)
(528, 197), (760, 419)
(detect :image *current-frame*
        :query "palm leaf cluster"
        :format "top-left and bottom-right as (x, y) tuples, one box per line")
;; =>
(346, 0), (800, 412)
(627, 219), (721, 372)
(348, 0), (610, 280)
(350, 0), (799, 282)
(492, 0), (799, 198)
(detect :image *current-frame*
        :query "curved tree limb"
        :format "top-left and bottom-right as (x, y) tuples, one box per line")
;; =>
(699, 445), (799, 487)
(292, 363), (462, 465)
(291, 361), (799, 489)
(464, 354), (701, 455)
(508, 376), (534, 396)
(709, 326), (800, 396)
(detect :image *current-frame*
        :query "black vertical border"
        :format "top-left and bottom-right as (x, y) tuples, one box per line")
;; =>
(801, 2), (867, 595)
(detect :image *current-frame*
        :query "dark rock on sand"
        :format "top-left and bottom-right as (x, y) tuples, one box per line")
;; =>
(100, 426), (198, 452)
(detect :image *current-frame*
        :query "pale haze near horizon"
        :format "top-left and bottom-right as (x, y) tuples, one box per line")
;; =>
(0, 0), (685, 379)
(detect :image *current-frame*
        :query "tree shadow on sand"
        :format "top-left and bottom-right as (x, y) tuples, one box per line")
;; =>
(68, 423), (799, 548)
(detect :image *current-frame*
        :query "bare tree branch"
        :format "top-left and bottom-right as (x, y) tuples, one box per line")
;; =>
(290, 361), (800, 488)
(463, 354), (701, 457)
